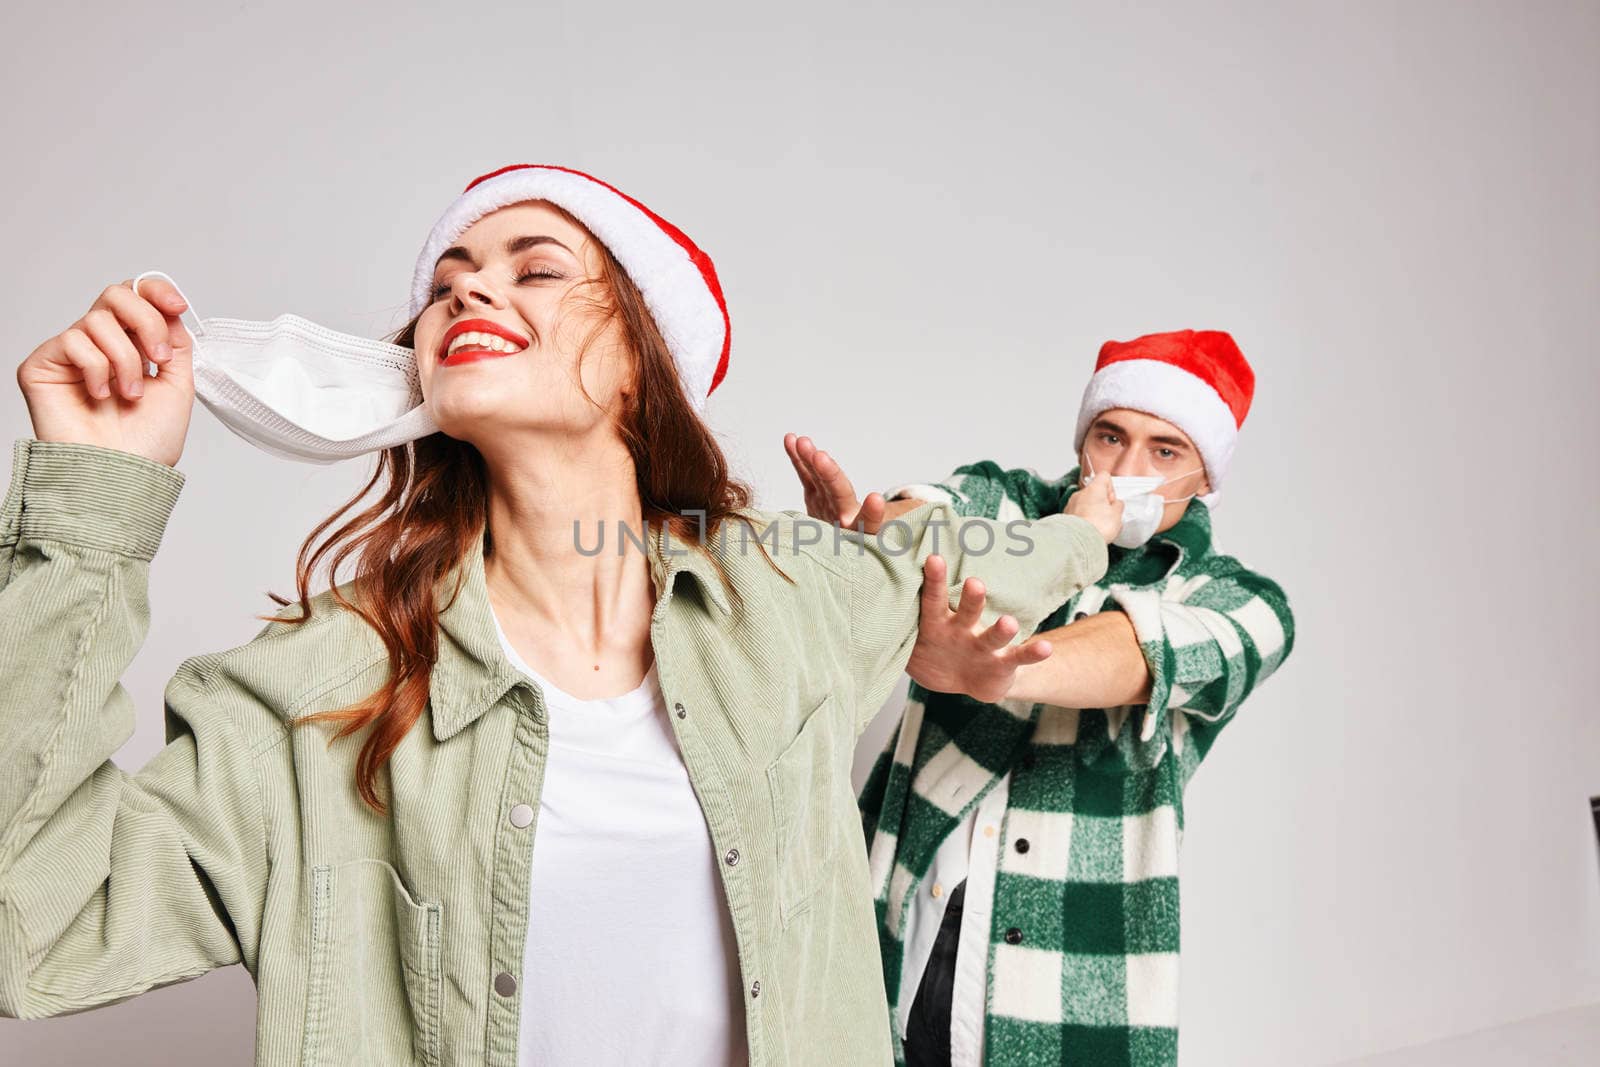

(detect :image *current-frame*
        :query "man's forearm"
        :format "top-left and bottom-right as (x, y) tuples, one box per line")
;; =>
(878, 494), (934, 523)
(1007, 610), (1152, 707)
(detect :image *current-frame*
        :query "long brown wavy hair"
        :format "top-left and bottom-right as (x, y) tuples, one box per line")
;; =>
(262, 201), (787, 816)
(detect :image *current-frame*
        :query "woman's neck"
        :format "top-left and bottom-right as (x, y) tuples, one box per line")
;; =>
(478, 430), (658, 696)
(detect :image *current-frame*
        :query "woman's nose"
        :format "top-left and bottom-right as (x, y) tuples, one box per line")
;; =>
(449, 271), (504, 309)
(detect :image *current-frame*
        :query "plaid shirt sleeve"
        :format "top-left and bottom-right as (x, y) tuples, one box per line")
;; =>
(884, 458), (1297, 774)
(1096, 558), (1296, 773)
(884, 459), (1052, 522)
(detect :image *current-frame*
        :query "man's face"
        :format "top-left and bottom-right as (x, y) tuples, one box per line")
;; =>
(1080, 408), (1212, 535)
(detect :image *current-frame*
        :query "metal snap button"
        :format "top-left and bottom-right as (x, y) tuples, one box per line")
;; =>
(509, 803), (534, 828)
(724, 848), (740, 866)
(494, 971), (517, 996)
(751, 980), (761, 998)
(1004, 927), (1023, 945)
(1014, 838), (1031, 854)
(674, 702), (686, 720)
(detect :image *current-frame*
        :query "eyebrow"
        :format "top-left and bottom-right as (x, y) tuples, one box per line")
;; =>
(435, 234), (574, 269)
(1091, 417), (1192, 451)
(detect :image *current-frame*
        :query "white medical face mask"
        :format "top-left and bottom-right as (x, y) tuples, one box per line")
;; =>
(1081, 453), (1205, 549)
(132, 271), (440, 465)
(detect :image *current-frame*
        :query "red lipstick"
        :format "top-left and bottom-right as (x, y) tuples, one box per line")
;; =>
(438, 318), (530, 366)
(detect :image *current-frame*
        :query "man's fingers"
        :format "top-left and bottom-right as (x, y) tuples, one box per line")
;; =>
(794, 436), (834, 508)
(919, 554), (951, 620)
(953, 577), (987, 627)
(784, 433), (817, 492)
(978, 613), (1018, 651)
(855, 491), (887, 535)
(784, 433), (828, 508)
(1009, 637), (1054, 666)
(794, 434), (820, 469)
(811, 448), (862, 520)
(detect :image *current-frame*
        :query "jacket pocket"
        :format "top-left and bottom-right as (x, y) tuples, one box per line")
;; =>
(301, 859), (444, 1067)
(766, 693), (847, 927)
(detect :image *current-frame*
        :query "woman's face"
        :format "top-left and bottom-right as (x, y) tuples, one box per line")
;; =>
(414, 201), (633, 447)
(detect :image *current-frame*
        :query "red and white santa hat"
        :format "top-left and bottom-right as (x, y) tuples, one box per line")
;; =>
(410, 163), (730, 411)
(1072, 329), (1255, 508)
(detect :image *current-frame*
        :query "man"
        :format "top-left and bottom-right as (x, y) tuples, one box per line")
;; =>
(786, 328), (1296, 1065)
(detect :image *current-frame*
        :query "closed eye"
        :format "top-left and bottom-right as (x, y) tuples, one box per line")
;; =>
(514, 267), (565, 285)
(430, 266), (567, 301)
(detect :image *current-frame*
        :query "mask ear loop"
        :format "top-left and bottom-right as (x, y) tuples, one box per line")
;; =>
(131, 270), (207, 375)
(1158, 465), (1207, 502)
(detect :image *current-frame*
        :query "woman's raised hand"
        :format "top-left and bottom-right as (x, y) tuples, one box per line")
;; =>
(1064, 467), (1124, 543)
(15, 276), (196, 467)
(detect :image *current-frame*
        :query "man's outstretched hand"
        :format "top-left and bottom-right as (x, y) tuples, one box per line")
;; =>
(784, 432), (897, 534)
(906, 553), (1054, 704)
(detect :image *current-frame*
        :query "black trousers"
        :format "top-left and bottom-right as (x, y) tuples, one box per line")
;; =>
(902, 878), (967, 1067)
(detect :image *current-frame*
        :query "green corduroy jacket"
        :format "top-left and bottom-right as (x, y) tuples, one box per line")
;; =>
(0, 437), (1109, 1065)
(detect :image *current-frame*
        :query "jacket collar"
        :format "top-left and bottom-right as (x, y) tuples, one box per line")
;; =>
(429, 518), (733, 742)
(1141, 490), (1213, 570)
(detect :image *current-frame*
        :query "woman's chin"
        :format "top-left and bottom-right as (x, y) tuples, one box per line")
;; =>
(430, 395), (613, 448)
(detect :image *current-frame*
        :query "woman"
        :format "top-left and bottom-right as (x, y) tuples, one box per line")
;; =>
(0, 164), (1119, 1066)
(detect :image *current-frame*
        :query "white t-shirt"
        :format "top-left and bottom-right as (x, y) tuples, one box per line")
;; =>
(897, 772), (1010, 1067)
(488, 607), (748, 1067)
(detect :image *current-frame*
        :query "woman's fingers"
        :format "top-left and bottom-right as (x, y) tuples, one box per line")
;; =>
(123, 274), (189, 330)
(104, 281), (177, 364)
(81, 308), (146, 398)
(57, 327), (116, 399)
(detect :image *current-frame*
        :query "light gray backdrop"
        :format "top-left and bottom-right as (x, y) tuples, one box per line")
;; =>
(2, 1), (1596, 1064)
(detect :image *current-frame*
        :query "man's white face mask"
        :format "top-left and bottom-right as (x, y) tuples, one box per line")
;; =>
(1081, 452), (1205, 549)
(133, 271), (439, 465)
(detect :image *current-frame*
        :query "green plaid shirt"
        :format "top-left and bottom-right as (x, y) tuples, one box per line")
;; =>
(859, 460), (1297, 1066)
